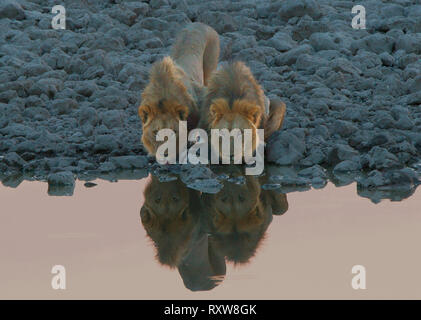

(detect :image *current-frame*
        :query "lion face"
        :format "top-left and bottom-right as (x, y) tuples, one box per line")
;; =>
(138, 100), (189, 156)
(203, 175), (270, 264)
(209, 176), (263, 234)
(140, 176), (197, 267)
(208, 98), (262, 159)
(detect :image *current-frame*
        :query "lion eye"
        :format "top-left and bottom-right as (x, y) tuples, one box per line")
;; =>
(220, 196), (228, 203)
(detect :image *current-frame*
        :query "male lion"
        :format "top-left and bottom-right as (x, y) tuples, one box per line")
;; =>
(140, 175), (226, 291)
(140, 175), (201, 267)
(200, 61), (287, 159)
(202, 166), (289, 264)
(138, 23), (220, 156)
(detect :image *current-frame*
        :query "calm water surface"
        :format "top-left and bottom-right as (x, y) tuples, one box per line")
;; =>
(1, 175), (420, 299)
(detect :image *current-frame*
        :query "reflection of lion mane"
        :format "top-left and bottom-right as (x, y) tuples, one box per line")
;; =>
(138, 23), (220, 156)
(203, 172), (288, 264)
(140, 176), (200, 268)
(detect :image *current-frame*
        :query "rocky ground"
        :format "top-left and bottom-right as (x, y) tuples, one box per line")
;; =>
(0, 0), (420, 202)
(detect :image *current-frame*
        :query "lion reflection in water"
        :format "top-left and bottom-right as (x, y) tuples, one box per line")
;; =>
(140, 166), (289, 291)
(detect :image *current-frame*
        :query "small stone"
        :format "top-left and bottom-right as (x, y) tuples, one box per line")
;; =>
(0, 90), (18, 103)
(75, 82), (98, 97)
(180, 165), (222, 194)
(332, 120), (358, 137)
(51, 98), (78, 115)
(109, 156), (148, 169)
(101, 110), (124, 128)
(0, 0), (25, 20)
(327, 144), (359, 165)
(99, 161), (116, 172)
(274, 44), (312, 66)
(298, 165), (327, 179)
(29, 78), (62, 98)
(357, 170), (388, 188)
(47, 171), (75, 186)
(23, 62), (51, 77)
(2, 152), (27, 168)
(83, 66), (105, 80)
(94, 95), (129, 110)
(199, 12), (237, 33)
(0, 123), (36, 138)
(266, 32), (296, 52)
(333, 160), (361, 173)
(278, 0), (321, 20)
(309, 32), (340, 51)
(266, 131), (306, 165)
(379, 52), (394, 66)
(368, 146), (400, 170)
(94, 135), (119, 153)
(78, 106), (98, 126)
(47, 172), (76, 196)
(150, 0), (169, 9)
(84, 182), (97, 188)
(395, 115), (414, 130)
(385, 168), (419, 186)
(139, 17), (169, 31)
(261, 183), (281, 190)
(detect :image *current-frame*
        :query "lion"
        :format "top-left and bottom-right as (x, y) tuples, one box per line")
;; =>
(202, 166), (289, 264)
(140, 174), (226, 291)
(139, 167), (288, 288)
(138, 23), (220, 156)
(199, 61), (287, 158)
(140, 175), (201, 267)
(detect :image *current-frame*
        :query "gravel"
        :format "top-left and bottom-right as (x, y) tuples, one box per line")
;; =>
(1, 0), (420, 202)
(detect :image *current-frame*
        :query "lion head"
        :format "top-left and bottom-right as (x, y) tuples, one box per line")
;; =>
(202, 173), (268, 264)
(138, 57), (195, 157)
(202, 168), (289, 264)
(138, 100), (188, 157)
(140, 175), (199, 267)
(208, 98), (262, 160)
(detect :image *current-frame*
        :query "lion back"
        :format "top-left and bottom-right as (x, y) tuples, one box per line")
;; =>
(171, 23), (220, 86)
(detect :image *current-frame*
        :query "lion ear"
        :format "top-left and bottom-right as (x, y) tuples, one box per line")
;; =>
(209, 98), (229, 121)
(138, 105), (150, 123)
(233, 100), (262, 125)
(209, 105), (219, 121)
(140, 206), (154, 226)
(245, 105), (262, 125)
(237, 207), (264, 233)
(175, 104), (189, 121)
